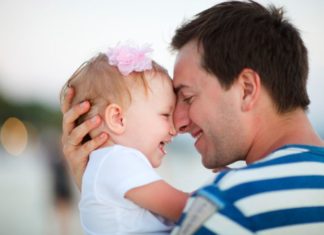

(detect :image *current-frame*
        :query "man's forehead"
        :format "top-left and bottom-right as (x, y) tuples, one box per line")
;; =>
(172, 59), (192, 92)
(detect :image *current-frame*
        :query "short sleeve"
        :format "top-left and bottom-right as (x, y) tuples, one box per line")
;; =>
(93, 146), (161, 204)
(172, 183), (254, 234)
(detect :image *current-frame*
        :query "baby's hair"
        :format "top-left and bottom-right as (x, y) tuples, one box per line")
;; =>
(60, 53), (170, 141)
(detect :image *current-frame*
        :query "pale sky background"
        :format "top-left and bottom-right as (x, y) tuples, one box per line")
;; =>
(0, 0), (323, 134)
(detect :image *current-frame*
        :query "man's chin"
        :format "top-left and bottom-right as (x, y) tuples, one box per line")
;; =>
(201, 154), (224, 170)
(201, 156), (214, 169)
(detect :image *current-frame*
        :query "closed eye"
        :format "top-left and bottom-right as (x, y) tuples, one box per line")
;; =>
(183, 96), (193, 104)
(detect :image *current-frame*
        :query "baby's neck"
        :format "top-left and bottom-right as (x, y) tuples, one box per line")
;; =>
(100, 139), (115, 148)
(89, 125), (115, 149)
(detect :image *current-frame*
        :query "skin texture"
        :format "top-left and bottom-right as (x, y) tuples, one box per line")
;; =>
(172, 41), (323, 169)
(172, 41), (250, 168)
(105, 74), (176, 168)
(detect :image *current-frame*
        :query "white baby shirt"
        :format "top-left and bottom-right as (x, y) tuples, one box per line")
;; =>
(79, 145), (173, 235)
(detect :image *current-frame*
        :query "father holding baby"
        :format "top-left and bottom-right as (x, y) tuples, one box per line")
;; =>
(61, 1), (324, 234)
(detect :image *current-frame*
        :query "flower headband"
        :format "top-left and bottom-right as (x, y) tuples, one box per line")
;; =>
(106, 42), (153, 76)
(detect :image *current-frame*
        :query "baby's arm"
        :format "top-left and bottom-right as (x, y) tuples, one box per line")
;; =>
(125, 180), (189, 222)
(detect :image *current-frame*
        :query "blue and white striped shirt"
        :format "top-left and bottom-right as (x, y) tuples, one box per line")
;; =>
(172, 145), (324, 235)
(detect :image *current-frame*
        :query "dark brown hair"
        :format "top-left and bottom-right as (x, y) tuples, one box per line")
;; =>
(171, 0), (309, 113)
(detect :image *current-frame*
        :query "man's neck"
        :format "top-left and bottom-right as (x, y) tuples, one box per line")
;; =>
(246, 108), (323, 164)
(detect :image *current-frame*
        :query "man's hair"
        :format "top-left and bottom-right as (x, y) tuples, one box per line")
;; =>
(171, 0), (309, 113)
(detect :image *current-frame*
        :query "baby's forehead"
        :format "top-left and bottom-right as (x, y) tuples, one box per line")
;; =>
(125, 69), (174, 105)
(135, 73), (174, 96)
(146, 71), (173, 87)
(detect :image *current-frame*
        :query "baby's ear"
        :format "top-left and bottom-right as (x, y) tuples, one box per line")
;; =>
(104, 104), (126, 134)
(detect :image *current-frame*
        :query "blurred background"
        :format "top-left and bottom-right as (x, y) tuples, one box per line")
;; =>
(0, 0), (323, 234)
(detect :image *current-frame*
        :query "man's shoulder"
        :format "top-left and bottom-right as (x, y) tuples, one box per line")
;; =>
(171, 145), (324, 235)
(215, 144), (324, 193)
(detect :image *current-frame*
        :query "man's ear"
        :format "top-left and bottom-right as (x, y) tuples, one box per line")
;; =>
(104, 104), (126, 134)
(237, 68), (261, 112)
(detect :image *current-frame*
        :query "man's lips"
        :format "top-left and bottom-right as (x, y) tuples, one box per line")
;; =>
(191, 130), (202, 140)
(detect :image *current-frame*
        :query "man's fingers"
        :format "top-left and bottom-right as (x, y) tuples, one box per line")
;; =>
(67, 115), (102, 146)
(63, 130), (107, 160)
(62, 101), (90, 134)
(63, 132), (108, 190)
(61, 86), (74, 113)
(82, 133), (109, 154)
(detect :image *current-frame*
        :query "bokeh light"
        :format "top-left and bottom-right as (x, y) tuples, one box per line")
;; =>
(0, 117), (28, 156)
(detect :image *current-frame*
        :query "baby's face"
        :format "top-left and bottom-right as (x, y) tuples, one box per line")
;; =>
(122, 73), (176, 167)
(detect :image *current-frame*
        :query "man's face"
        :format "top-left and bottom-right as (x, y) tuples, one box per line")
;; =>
(173, 41), (247, 168)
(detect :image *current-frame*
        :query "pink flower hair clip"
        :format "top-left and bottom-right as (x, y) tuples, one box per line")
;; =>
(106, 41), (153, 76)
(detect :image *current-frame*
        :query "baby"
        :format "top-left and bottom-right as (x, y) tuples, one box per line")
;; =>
(60, 42), (188, 234)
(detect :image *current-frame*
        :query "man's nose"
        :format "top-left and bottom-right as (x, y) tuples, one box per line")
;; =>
(173, 103), (190, 133)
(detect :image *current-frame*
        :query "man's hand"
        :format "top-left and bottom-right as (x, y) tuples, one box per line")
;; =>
(61, 87), (108, 190)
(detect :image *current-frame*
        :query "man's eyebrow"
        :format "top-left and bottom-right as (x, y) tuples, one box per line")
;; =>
(174, 84), (188, 95)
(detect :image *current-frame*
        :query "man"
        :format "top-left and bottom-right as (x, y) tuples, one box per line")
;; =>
(61, 1), (324, 234)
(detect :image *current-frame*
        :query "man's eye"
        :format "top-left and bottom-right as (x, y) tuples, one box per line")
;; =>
(183, 96), (193, 104)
